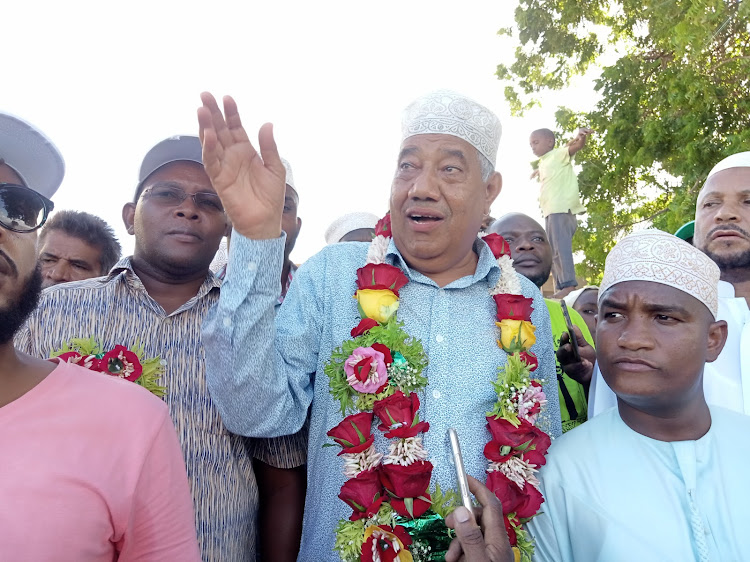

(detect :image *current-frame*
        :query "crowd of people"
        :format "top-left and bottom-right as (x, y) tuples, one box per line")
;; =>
(1, 87), (748, 562)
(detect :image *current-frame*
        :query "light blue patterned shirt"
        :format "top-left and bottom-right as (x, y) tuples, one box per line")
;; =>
(203, 233), (562, 560)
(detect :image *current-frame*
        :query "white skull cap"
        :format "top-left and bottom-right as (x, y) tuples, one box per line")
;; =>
(324, 212), (379, 244)
(401, 90), (502, 167)
(705, 151), (750, 184)
(281, 157), (296, 194)
(600, 229), (719, 318)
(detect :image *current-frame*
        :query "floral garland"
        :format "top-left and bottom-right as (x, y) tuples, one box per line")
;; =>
(51, 336), (167, 397)
(324, 214), (550, 562)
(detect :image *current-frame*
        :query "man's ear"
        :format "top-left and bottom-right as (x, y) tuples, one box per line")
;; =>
(485, 172), (502, 213)
(297, 217), (302, 235)
(706, 319), (728, 363)
(122, 202), (136, 235)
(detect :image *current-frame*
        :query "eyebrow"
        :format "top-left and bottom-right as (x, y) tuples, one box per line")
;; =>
(398, 147), (418, 160)
(700, 189), (750, 200)
(439, 148), (468, 165)
(600, 297), (690, 316)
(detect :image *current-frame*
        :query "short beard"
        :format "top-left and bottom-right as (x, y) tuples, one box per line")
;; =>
(0, 265), (43, 344)
(703, 247), (750, 272)
(528, 268), (553, 289)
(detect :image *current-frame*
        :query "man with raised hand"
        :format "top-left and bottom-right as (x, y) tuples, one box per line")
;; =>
(589, 152), (750, 417)
(199, 90), (561, 559)
(527, 229), (750, 561)
(0, 113), (199, 560)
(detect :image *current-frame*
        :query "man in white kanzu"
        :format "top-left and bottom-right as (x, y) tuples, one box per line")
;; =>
(528, 229), (750, 561)
(199, 90), (561, 559)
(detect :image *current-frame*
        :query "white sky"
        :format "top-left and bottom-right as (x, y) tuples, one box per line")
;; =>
(5, 0), (597, 263)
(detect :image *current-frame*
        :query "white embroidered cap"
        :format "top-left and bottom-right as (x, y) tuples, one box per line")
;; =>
(562, 285), (599, 309)
(599, 229), (719, 318)
(281, 157), (296, 194)
(401, 90), (502, 167)
(325, 212), (379, 244)
(705, 151), (750, 183)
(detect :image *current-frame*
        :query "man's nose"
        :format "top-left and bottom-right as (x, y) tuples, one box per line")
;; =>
(407, 168), (440, 200)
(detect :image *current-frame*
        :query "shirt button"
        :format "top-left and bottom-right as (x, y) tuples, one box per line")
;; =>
(433, 390), (441, 399)
(247, 261), (257, 272)
(435, 334), (444, 343)
(223, 316), (233, 328)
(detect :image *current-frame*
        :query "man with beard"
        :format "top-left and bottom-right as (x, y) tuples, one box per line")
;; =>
(589, 152), (750, 416)
(17, 135), (307, 561)
(199, 90), (561, 559)
(0, 112), (199, 559)
(490, 213), (596, 432)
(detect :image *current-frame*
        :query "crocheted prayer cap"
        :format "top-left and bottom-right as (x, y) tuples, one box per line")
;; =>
(401, 90), (502, 167)
(325, 212), (379, 244)
(599, 229), (719, 319)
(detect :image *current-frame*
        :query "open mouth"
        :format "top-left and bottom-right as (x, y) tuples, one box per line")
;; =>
(408, 214), (442, 224)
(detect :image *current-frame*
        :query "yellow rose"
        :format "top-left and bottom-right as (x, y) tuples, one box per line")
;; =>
(496, 319), (536, 353)
(356, 289), (400, 323)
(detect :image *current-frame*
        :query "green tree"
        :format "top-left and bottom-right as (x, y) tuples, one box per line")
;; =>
(497, 0), (750, 281)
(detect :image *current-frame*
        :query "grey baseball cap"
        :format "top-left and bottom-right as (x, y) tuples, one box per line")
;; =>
(138, 135), (203, 185)
(0, 112), (65, 198)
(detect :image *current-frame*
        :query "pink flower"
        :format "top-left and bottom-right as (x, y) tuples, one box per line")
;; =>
(518, 381), (546, 424)
(344, 346), (389, 394)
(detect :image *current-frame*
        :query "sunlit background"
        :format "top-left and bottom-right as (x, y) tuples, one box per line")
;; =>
(6, 0), (597, 263)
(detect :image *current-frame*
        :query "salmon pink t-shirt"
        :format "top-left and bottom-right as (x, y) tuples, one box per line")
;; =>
(1, 360), (201, 561)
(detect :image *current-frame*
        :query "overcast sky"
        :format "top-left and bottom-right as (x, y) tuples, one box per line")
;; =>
(6, 0), (596, 263)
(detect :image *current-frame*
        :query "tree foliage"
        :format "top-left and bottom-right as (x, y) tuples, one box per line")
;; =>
(497, 0), (750, 281)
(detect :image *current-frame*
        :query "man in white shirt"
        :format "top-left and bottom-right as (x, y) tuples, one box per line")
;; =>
(589, 152), (750, 416)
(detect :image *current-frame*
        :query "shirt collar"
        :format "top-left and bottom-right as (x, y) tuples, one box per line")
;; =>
(385, 236), (500, 289)
(109, 256), (222, 299)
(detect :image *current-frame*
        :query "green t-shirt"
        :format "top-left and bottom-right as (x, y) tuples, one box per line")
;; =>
(544, 299), (595, 433)
(536, 146), (586, 217)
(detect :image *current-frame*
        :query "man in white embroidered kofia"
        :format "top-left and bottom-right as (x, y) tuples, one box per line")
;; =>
(527, 228), (750, 561)
(200, 90), (561, 560)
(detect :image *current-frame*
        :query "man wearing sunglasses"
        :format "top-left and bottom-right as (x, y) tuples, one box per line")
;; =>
(0, 113), (200, 559)
(17, 134), (308, 562)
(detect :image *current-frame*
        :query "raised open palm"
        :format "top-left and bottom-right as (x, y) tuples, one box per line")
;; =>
(197, 92), (286, 239)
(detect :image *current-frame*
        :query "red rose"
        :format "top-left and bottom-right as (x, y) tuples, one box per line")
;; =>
(520, 351), (539, 372)
(493, 294), (534, 322)
(486, 471), (544, 520)
(100, 345), (142, 381)
(327, 412), (375, 455)
(338, 469), (385, 521)
(483, 233), (511, 259)
(361, 524), (412, 562)
(380, 461), (433, 518)
(371, 343), (393, 366)
(485, 417), (551, 464)
(356, 263), (409, 297)
(373, 391), (429, 439)
(351, 318), (379, 338)
(374, 213), (392, 237)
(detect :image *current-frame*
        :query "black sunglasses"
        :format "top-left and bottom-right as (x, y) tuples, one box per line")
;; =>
(0, 183), (54, 233)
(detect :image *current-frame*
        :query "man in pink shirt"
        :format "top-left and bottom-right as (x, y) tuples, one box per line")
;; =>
(0, 112), (200, 561)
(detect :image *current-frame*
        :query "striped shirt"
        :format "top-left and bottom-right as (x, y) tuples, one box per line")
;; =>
(16, 258), (307, 562)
